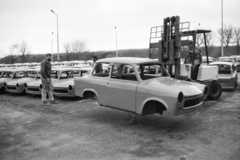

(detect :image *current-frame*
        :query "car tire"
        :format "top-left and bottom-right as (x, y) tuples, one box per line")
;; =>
(207, 81), (222, 100)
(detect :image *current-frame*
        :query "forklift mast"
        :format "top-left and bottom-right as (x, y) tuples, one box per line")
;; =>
(149, 16), (211, 78)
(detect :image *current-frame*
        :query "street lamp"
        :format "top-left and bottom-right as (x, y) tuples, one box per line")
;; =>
(50, 10), (59, 61)
(115, 26), (118, 57)
(221, 0), (224, 57)
(51, 32), (54, 62)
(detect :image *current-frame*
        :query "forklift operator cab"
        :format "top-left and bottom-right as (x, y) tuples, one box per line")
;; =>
(184, 42), (203, 80)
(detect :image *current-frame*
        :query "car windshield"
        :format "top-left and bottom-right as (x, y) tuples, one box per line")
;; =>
(23, 71), (38, 78)
(136, 63), (169, 80)
(51, 70), (72, 79)
(1, 71), (13, 78)
(71, 70), (90, 77)
(12, 71), (25, 78)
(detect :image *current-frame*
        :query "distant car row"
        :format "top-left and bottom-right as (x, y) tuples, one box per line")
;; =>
(0, 66), (92, 97)
(0, 60), (94, 68)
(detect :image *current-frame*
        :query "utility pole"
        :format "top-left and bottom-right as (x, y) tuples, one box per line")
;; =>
(221, 0), (224, 56)
(51, 10), (60, 61)
(115, 26), (118, 57)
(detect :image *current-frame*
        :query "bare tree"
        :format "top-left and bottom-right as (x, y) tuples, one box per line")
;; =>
(196, 34), (204, 48)
(71, 39), (87, 59)
(8, 43), (18, 64)
(218, 24), (234, 48)
(18, 40), (31, 62)
(63, 42), (71, 60)
(233, 27), (240, 54)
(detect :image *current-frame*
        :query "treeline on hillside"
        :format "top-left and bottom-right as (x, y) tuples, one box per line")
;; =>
(0, 47), (239, 64)
(0, 49), (149, 64)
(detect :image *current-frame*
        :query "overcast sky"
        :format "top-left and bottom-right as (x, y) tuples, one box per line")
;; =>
(0, 0), (240, 58)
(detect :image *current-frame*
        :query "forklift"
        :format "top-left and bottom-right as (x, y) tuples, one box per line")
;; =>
(149, 16), (222, 100)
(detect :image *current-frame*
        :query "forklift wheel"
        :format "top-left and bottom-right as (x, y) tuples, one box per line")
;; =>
(207, 82), (222, 100)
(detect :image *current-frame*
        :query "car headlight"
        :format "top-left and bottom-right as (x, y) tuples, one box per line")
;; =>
(68, 85), (72, 90)
(178, 92), (184, 103)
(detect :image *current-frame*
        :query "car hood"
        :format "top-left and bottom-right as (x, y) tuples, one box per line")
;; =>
(27, 80), (41, 87)
(143, 77), (205, 97)
(7, 77), (35, 85)
(53, 80), (74, 88)
(26, 78), (67, 87)
(0, 78), (10, 84)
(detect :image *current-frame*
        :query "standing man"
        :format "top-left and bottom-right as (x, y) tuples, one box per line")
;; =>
(92, 55), (102, 73)
(40, 53), (58, 106)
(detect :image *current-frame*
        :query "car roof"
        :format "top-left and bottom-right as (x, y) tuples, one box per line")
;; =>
(97, 57), (159, 64)
(210, 61), (233, 65)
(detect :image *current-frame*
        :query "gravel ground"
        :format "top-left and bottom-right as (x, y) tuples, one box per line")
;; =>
(0, 74), (240, 160)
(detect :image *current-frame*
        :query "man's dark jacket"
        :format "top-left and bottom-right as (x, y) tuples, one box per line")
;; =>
(41, 59), (51, 79)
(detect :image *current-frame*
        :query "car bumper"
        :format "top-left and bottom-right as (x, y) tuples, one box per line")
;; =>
(25, 87), (41, 95)
(171, 94), (204, 116)
(53, 88), (75, 97)
(5, 86), (23, 93)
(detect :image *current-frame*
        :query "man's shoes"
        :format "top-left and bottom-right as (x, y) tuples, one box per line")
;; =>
(43, 101), (50, 106)
(50, 100), (59, 104)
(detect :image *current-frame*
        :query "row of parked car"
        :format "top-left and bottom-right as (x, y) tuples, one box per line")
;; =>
(0, 60), (94, 68)
(0, 62), (92, 97)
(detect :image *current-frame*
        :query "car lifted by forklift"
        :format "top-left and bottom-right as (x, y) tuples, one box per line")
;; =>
(149, 16), (222, 100)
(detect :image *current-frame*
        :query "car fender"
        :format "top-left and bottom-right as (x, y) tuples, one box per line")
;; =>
(82, 88), (98, 98)
(139, 97), (169, 114)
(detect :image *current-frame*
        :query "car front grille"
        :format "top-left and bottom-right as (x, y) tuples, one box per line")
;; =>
(184, 96), (203, 108)
(7, 86), (16, 90)
(54, 89), (68, 93)
(28, 87), (39, 92)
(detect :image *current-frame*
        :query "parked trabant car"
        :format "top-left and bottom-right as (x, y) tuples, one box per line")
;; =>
(74, 57), (207, 116)
(25, 67), (82, 95)
(53, 67), (92, 97)
(0, 68), (13, 92)
(209, 61), (238, 90)
(5, 68), (40, 93)
(1, 68), (25, 93)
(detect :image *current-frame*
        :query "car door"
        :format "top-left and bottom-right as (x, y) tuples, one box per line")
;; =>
(105, 64), (138, 112)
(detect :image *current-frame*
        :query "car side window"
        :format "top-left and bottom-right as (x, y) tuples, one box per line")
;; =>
(111, 64), (137, 81)
(92, 62), (110, 77)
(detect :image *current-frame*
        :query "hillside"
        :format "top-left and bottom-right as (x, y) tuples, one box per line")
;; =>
(0, 46), (239, 64)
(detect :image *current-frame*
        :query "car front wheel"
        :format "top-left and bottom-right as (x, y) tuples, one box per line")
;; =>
(208, 82), (222, 100)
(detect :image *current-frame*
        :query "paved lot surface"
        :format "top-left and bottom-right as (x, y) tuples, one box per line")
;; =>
(0, 74), (240, 160)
